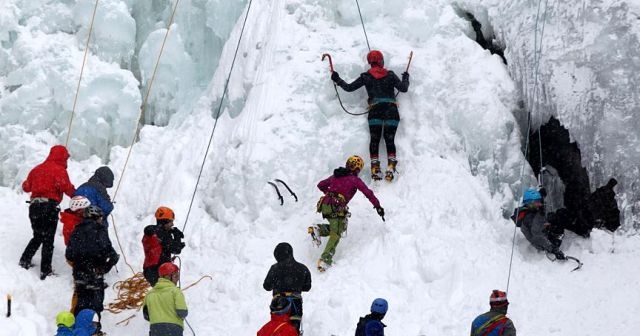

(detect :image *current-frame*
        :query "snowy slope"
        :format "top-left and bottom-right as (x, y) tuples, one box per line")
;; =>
(2, 0), (640, 335)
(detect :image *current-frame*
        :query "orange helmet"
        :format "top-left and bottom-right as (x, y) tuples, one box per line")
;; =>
(155, 206), (175, 221)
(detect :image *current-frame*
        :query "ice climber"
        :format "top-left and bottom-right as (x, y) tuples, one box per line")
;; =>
(355, 298), (388, 336)
(143, 262), (189, 336)
(73, 308), (100, 336)
(263, 242), (311, 332)
(512, 188), (566, 260)
(309, 155), (384, 272)
(470, 290), (516, 336)
(60, 196), (92, 246)
(142, 206), (186, 286)
(74, 166), (114, 227)
(19, 145), (76, 280)
(257, 297), (300, 336)
(330, 50), (410, 181)
(55, 311), (75, 336)
(66, 206), (119, 322)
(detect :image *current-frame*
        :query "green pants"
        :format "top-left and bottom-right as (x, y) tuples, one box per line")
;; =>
(318, 204), (347, 265)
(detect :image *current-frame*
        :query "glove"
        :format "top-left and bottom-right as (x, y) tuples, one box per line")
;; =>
(554, 250), (566, 260)
(402, 72), (409, 80)
(331, 71), (340, 82)
(172, 227), (185, 239)
(376, 207), (385, 217)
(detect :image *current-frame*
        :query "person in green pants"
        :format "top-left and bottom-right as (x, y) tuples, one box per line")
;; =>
(310, 155), (384, 272)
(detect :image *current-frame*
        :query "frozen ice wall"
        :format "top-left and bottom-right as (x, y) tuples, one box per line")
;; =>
(458, 0), (640, 227)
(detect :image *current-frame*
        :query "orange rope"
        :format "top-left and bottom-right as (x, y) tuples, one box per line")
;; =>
(65, 0), (100, 147)
(182, 275), (213, 291)
(106, 272), (149, 314)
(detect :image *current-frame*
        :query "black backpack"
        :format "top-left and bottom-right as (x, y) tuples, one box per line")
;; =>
(355, 316), (368, 336)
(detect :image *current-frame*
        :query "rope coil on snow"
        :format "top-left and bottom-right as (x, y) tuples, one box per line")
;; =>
(65, 0), (100, 146)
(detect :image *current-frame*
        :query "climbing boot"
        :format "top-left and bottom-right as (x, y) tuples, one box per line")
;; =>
(385, 158), (398, 182)
(308, 226), (321, 247)
(371, 160), (382, 181)
(317, 260), (330, 273)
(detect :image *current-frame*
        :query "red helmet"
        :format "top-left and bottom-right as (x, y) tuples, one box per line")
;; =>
(489, 290), (509, 308)
(158, 262), (179, 277)
(366, 50), (384, 66)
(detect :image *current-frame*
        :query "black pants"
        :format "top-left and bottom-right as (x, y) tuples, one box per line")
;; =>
(368, 103), (400, 160)
(72, 273), (105, 317)
(143, 265), (160, 287)
(20, 201), (59, 274)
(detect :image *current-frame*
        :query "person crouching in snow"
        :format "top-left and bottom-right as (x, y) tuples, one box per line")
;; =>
(142, 206), (186, 286)
(73, 309), (102, 336)
(257, 297), (300, 336)
(144, 262), (188, 336)
(309, 155), (384, 272)
(355, 298), (388, 336)
(60, 196), (91, 246)
(512, 188), (565, 260)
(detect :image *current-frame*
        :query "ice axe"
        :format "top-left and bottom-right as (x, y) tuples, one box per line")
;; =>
(405, 51), (414, 73)
(6, 294), (11, 318)
(322, 53), (334, 72)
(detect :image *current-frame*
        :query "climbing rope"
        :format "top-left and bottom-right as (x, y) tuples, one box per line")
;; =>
(65, 0), (100, 147)
(182, 0), (254, 233)
(106, 272), (149, 314)
(532, 0), (551, 186)
(505, 0), (551, 293)
(110, 215), (136, 275)
(354, 0), (371, 51)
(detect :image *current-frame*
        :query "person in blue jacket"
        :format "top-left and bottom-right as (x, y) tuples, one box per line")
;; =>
(74, 167), (114, 226)
(355, 298), (387, 336)
(73, 308), (99, 336)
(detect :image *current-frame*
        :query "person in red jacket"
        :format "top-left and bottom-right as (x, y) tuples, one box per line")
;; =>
(142, 207), (185, 286)
(60, 196), (91, 246)
(20, 145), (75, 280)
(257, 297), (299, 336)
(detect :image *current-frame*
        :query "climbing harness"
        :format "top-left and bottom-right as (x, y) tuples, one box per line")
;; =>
(65, 0), (100, 146)
(268, 179), (297, 205)
(182, 0), (254, 233)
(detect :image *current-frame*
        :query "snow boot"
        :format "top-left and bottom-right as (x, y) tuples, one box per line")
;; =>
(371, 160), (382, 181)
(19, 260), (34, 270)
(40, 270), (55, 280)
(308, 226), (321, 247)
(384, 158), (398, 182)
(317, 260), (330, 273)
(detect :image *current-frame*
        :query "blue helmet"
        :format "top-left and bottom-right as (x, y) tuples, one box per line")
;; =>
(370, 298), (388, 315)
(523, 188), (542, 204)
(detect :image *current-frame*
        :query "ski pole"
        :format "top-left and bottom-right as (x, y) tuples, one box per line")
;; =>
(322, 53), (334, 72)
(6, 294), (11, 317)
(405, 51), (414, 73)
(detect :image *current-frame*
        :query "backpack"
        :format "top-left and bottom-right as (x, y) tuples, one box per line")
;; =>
(355, 316), (368, 336)
(355, 316), (384, 336)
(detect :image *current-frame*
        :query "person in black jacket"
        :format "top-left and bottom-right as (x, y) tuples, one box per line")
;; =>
(66, 206), (119, 324)
(331, 50), (410, 181)
(142, 206), (185, 286)
(263, 242), (311, 333)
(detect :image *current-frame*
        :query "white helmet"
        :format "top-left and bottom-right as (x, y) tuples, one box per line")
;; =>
(69, 196), (91, 211)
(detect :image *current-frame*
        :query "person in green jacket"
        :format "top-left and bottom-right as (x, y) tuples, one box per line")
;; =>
(143, 262), (188, 336)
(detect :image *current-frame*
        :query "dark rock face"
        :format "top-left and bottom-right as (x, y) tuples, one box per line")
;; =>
(528, 117), (620, 235)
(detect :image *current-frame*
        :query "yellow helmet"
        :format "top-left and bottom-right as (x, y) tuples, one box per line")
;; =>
(346, 155), (364, 172)
(56, 311), (75, 328)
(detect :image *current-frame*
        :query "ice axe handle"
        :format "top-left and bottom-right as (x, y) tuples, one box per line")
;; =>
(405, 51), (414, 73)
(322, 53), (334, 72)
(6, 294), (11, 318)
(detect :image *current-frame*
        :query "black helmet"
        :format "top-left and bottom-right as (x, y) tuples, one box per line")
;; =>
(84, 205), (104, 219)
(269, 297), (291, 315)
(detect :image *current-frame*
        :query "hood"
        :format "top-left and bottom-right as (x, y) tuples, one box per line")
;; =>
(45, 145), (70, 168)
(273, 242), (293, 262)
(333, 167), (352, 178)
(367, 64), (388, 80)
(74, 309), (97, 334)
(89, 166), (114, 188)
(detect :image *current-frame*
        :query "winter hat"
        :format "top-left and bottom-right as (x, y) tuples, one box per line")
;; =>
(95, 166), (114, 188)
(370, 298), (388, 315)
(522, 188), (542, 204)
(56, 311), (75, 328)
(270, 297), (291, 315)
(158, 262), (180, 277)
(489, 290), (509, 308)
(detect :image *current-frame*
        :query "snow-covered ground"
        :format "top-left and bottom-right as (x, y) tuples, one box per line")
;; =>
(1, 0), (639, 335)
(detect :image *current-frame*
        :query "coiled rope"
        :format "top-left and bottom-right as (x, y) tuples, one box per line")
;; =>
(65, 0), (100, 146)
(182, 0), (254, 233)
(505, 0), (550, 293)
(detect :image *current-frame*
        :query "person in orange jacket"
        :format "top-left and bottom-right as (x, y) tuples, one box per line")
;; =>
(257, 297), (299, 336)
(20, 145), (76, 279)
